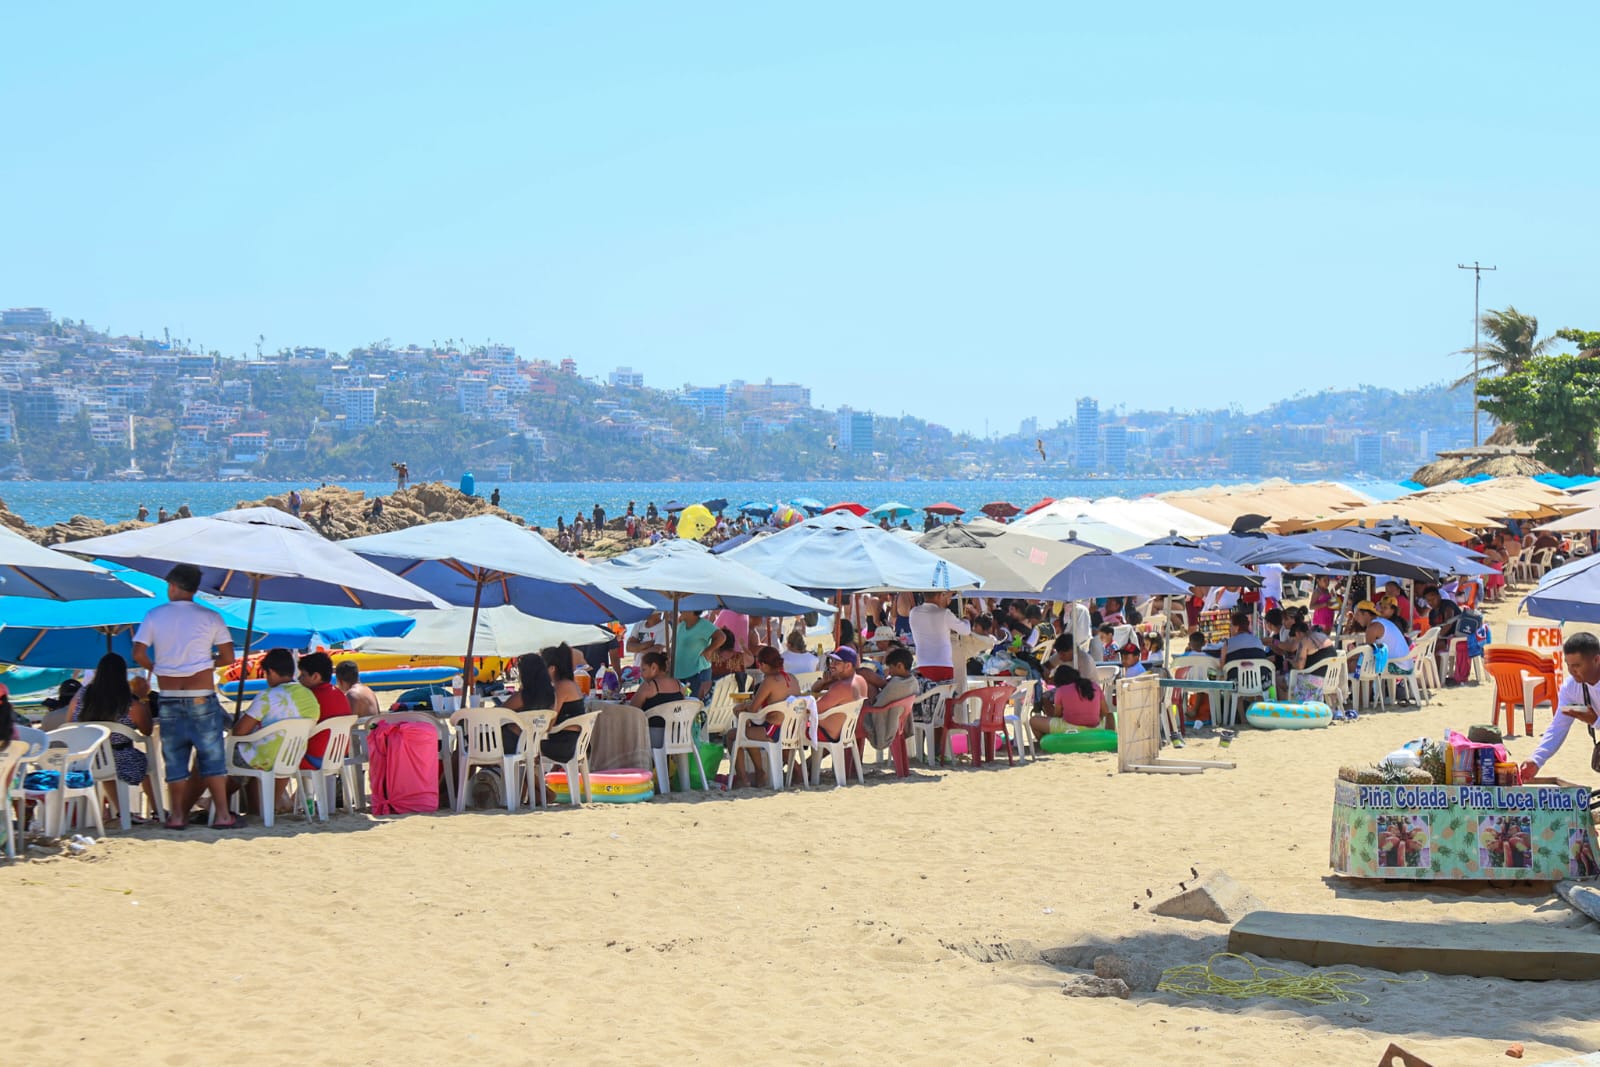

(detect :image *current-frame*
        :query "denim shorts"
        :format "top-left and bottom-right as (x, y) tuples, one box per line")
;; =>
(159, 693), (228, 781)
(677, 668), (712, 699)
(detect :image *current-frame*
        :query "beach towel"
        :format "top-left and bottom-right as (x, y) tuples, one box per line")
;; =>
(368, 721), (438, 815)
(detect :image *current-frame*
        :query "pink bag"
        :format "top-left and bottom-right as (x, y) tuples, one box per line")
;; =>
(368, 722), (440, 815)
(1446, 729), (1509, 785)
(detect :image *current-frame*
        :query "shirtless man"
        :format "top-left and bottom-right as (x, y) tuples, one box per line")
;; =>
(131, 562), (237, 829)
(334, 661), (380, 718)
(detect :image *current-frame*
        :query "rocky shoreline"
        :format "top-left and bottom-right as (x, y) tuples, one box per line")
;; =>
(0, 481), (644, 560)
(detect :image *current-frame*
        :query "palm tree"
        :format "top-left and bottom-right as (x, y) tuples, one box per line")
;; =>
(1453, 306), (1555, 388)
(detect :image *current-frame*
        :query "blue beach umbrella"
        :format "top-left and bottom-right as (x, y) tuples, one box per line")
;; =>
(0, 566), (416, 668)
(343, 515), (652, 696)
(789, 497), (825, 515)
(1524, 554), (1600, 622)
(1118, 544), (1262, 588)
(701, 497), (730, 514)
(736, 501), (775, 518)
(1178, 532), (1342, 568)
(1036, 540), (1193, 602)
(1293, 528), (1442, 582)
(598, 540), (830, 617)
(0, 525), (146, 602)
(865, 501), (917, 524)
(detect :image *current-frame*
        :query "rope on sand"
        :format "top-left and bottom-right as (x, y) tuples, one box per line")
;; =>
(1156, 952), (1426, 1006)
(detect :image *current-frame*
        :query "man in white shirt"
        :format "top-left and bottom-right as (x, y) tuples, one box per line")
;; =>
(625, 612), (668, 670)
(1521, 632), (1600, 780)
(908, 591), (971, 682)
(131, 563), (238, 830)
(1259, 564), (1286, 611)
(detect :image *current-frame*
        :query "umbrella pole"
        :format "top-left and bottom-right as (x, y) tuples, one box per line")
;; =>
(234, 575), (261, 719)
(667, 593), (680, 685)
(461, 578), (485, 708)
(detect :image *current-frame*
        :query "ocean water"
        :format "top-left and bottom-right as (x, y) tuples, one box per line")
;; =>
(0, 477), (1412, 529)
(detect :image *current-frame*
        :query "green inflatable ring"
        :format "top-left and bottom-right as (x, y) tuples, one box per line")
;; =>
(1038, 728), (1118, 754)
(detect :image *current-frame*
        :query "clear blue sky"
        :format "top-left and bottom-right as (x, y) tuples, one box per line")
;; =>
(4, 2), (1596, 435)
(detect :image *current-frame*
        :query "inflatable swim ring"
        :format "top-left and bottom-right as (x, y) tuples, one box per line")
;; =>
(1039, 728), (1118, 754)
(220, 665), (462, 700)
(1244, 700), (1332, 730)
(545, 769), (655, 804)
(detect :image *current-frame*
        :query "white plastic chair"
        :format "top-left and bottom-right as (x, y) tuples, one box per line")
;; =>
(507, 710), (551, 808)
(650, 698), (707, 795)
(1409, 627), (1443, 698)
(298, 715), (360, 821)
(225, 718), (315, 828)
(1, 739), (30, 860)
(807, 698), (866, 787)
(728, 701), (796, 789)
(449, 708), (524, 814)
(1288, 656), (1347, 712)
(94, 721), (166, 829)
(538, 710), (602, 807)
(25, 725), (112, 838)
(700, 676), (739, 739)
(908, 684), (955, 766)
(1002, 679), (1037, 762)
(1349, 644), (1385, 711)
(1220, 659), (1274, 727)
(792, 671), (822, 692)
(1383, 634), (1430, 706)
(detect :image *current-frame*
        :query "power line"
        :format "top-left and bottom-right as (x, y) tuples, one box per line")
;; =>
(1457, 260), (1497, 446)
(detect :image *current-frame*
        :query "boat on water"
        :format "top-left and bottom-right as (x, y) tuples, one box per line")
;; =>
(0, 666), (79, 704)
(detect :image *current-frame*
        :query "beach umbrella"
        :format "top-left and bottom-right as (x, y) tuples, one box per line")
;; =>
(822, 502), (868, 517)
(350, 605), (606, 658)
(662, 500), (690, 513)
(1023, 497), (1055, 516)
(701, 498), (730, 514)
(1376, 533), (1496, 578)
(1178, 532), (1342, 568)
(599, 540), (830, 617)
(736, 501), (775, 518)
(1293, 528), (1442, 582)
(1523, 554), (1600, 622)
(1012, 510), (1151, 552)
(711, 526), (777, 554)
(1537, 505), (1600, 533)
(0, 566), (416, 668)
(1034, 539), (1192, 602)
(1117, 544), (1261, 588)
(59, 508), (441, 710)
(865, 501), (916, 524)
(724, 511), (983, 595)
(790, 497), (825, 515)
(917, 521), (1096, 598)
(980, 501), (1020, 519)
(0, 525), (147, 602)
(923, 502), (965, 517)
(342, 515), (652, 700)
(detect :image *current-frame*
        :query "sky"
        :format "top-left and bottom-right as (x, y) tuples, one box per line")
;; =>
(3, 2), (1598, 436)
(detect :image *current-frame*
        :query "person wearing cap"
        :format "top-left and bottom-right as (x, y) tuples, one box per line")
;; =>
(809, 646), (870, 744)
(1116, 642), (1148, 678)
(1351, 598), (1410, 672)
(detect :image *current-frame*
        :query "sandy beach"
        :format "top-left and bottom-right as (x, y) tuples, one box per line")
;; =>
(9, 594), (1600, 1066)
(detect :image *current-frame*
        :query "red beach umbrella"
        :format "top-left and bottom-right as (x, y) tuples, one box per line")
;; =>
(923, 502), (965, 516)
(1023, 497), (1056, 516)
(822, 502), (868, 517)
(981, 501), (1021, 519)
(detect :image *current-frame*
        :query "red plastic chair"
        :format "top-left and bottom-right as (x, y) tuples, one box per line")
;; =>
(855, 694), (920, 778)
(952, 685), (1016, 767)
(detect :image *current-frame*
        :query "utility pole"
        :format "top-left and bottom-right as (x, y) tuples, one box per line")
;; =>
(1457, 261), (1497, 446)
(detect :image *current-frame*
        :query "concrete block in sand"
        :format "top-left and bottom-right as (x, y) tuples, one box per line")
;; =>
(1061, 975), (1130, 999)
(1150, 871), (1264, 924)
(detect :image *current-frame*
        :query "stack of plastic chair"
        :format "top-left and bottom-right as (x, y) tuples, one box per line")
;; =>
(25, 725), (111, 839)
(1483, 644), (1558, 737)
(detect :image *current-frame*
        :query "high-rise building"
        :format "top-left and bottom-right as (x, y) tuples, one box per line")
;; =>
(1019, 416), (1038, 439)
(1353, 433), (1384, 473)
(609, 367), (644, 388)
(342, 387), (377, 428)
(838, 407), (874, 454)
(1230, 431), (1264, 475)
(1101, 424), (1128, 472)
(1, 307), (51, 327)
(1075, 398), (1099, 469)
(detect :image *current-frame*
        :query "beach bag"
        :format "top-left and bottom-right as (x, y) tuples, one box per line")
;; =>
(1460, 612), (1488, 657)
(1449, 640), (1472, 684)
(1445, 729), (1510, 785)
(368, 721), (439, 815)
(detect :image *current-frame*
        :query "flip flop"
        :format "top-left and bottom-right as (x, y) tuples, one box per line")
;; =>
(209, 817), (245, 830)
(162, 818), (186, 831)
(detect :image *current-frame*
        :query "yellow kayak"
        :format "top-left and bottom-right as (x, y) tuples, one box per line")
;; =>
(333, 651), (508, 684)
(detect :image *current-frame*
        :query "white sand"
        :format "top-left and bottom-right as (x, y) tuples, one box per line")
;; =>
(9, 595), (1600, 1065)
